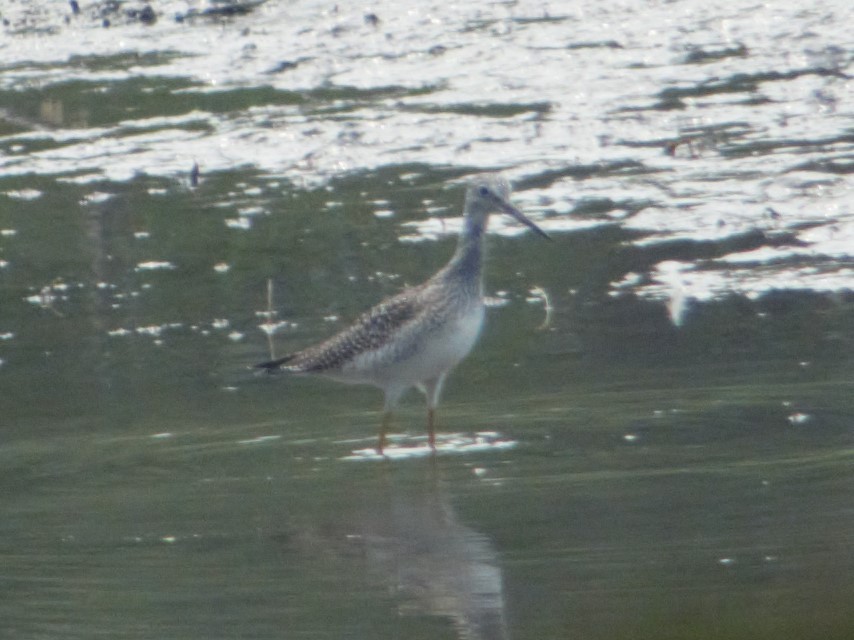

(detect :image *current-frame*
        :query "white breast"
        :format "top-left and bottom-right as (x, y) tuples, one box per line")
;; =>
(345, 303), (485, 388)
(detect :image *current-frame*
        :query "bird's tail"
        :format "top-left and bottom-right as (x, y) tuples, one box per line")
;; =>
(255, 354), (295, 371)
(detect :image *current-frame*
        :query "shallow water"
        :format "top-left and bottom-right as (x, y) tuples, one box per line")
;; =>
(1, 1), (853, 638)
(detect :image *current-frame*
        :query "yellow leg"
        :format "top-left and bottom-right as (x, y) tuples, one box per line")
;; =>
(378, 412), (392, 456)
(421, 375), (445, 454)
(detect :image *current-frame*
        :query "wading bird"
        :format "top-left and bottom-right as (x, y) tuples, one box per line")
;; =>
(258, 175), (550, 455)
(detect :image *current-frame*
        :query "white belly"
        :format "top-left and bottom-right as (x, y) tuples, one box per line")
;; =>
(343, 303), (485, 389)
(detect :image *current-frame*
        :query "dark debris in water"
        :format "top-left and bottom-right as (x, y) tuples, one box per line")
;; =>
(266, 58), (313, 75)
(680, 43), (749, 65)
(5, 0), (266, 29)
(512, 14), (573, 26)
(566, 40), (624, 50)
(618, 121), (754, 159)
(789, 158), (854, 175)
(89, 1), (158, 27)
(516, 161), (657, 191)
(403, 101), (552, 118)
(719, 131), (854, 160)
(569, 197), (655, 219)
(189, 161), (200, 188)
(651, 67), (853, 111)
(175, 0), (267, 23)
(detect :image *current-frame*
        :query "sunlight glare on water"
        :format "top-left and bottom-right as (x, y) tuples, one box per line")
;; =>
(1, 1), (853, 639)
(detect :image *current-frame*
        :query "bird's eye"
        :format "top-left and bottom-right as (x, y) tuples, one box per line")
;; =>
(478, 186), (490, 197)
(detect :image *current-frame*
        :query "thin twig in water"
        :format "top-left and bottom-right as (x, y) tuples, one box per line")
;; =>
(265, 278), (276, 360)
(39, 283), (65, 318)
(189, 161), (200, 188)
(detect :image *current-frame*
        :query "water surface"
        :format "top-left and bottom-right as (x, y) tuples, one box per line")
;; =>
(1, 1), (853, 638)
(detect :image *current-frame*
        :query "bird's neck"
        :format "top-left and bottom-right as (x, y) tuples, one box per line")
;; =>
(442, 215), (485, 292)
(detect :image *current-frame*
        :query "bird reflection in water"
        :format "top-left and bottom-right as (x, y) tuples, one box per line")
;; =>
(281, 460), (509, 640)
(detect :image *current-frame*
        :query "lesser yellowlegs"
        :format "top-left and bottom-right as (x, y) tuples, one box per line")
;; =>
(257, 175), (550, 454)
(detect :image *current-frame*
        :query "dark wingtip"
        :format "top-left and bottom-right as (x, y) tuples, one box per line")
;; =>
(255, 355), (294, 371)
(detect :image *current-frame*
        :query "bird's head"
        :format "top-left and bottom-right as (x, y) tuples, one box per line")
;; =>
(464, 175), (551, 240)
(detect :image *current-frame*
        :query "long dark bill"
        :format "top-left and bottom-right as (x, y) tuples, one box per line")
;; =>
(499, 201), (552, 240)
